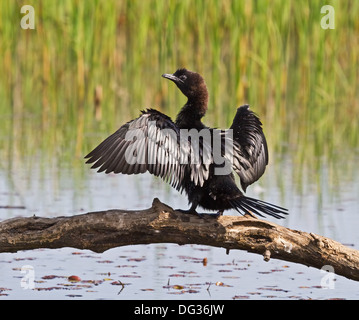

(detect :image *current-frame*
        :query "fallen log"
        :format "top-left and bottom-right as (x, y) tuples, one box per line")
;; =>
(1, 198), (358, 281)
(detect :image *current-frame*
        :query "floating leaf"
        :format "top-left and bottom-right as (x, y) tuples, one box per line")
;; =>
(68, 275), (81, 282)
(185, 289), (199, 294)
(232, 295), (250, 299)
(173, 285), (185, 290)
(215, 282), (233, 287)
(82, 280), (103, 285)
(75, 284), (92, 289)
(178, 271), (196, 275)
(34, 280), (46, 284)
(34, 287), (65, 291)
(96, 260), (113, 264)
(14, 257), (36, 261)
(127, 257), (146, 262)
(118, 274), (141, 278)
(42, 275), (61, 280)
(167, 289), (186, 295)
(115, 265), (137, 268)
(257, 287), (289, 292)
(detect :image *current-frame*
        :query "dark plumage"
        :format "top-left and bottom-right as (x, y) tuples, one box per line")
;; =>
(85, 68), (288, 219)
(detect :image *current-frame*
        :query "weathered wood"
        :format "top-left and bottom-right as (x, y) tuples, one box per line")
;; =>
(1, 198), (358, 281)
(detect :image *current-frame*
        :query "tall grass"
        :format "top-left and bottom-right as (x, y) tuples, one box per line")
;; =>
(0, 0), (358, 190)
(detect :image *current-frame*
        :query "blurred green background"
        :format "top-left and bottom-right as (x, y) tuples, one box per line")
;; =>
(0, 0), (358, 193)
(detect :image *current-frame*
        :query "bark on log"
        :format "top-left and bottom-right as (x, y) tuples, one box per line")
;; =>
(1, 198), (358, 282)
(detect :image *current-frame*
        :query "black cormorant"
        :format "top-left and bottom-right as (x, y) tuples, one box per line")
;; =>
(85, 68), (288, 219)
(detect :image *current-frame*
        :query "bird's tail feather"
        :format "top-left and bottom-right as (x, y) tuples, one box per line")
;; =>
(229, 196), (288, 219)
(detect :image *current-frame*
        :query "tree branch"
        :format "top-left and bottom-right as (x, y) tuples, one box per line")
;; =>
(1, 198), (358, 281)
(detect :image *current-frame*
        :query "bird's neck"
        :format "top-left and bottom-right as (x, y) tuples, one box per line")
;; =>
(175, 95), (208, 129)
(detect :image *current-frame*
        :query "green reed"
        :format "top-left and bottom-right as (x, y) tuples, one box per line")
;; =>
(0, 0), (358, 192)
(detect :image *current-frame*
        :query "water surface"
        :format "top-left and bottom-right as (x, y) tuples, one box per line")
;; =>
(1, 153), (358, 300)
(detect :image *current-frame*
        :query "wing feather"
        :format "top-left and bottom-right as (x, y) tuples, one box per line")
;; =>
(85, 109), (214, 189)
(229, 105), (269, 191)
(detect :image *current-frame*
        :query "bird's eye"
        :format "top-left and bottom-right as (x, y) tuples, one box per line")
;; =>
(179, 75), (187, 81)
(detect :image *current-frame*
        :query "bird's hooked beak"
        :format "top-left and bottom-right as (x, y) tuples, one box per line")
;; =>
(162, 73), (184, 84)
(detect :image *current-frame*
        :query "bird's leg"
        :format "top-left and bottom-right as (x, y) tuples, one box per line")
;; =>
(176, 203), (222, 219)
(175, 202), (198, 216)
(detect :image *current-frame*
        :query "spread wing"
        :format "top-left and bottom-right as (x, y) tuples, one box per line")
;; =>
(84, 109), (211, 190)
(229, 105), (269, 192)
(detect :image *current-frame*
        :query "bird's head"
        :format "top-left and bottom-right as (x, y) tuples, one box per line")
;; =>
(162, 68), (208, 104)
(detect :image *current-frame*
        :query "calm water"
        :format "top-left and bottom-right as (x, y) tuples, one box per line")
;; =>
(0, 152), (359, 300)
